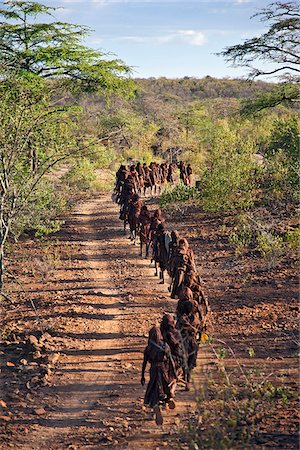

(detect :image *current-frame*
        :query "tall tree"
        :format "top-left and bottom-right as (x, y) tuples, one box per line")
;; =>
(219, 1), (300, 81)
(0, 0), (135, 96)
(0, 76), (82, 289)
(218, 1), (300, 113)
(0, 1), (136, 291)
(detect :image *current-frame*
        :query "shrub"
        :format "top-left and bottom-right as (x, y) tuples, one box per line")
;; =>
(267, 115), (299, 162)
(229, 225), (252, 255)
(262, 150), (293, 201)
(91, 170), (115, 193)
(160, 182), (199, 208)
(284, 228), (300, 250)
(186, 341), (297, 450)
(63, 158), (96, 191)
(180, 145), (206, 177)
(263, 116), (300, 202)
(199, 122), (257, 213)
(90, 145), (116, 169)
(11, 180), (67, 239)
(121, 147), (154, 165)
(256, 230), (284, 258)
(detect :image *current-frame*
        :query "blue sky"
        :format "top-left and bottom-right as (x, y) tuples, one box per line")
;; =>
(36, 1), (274, 78)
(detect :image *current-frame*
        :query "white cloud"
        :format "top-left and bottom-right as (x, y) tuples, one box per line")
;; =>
(91, 0), (111, 6)
(120, 30), (206, 46)
(59, 0), (108, 3)
(178, 30), (206, 46)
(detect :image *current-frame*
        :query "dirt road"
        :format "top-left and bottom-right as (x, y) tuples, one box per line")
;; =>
(1, 193), (298, 449)
(2, 195), (203, 449)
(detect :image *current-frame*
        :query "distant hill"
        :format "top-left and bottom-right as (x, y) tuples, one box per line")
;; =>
(135, 76), (277, 103)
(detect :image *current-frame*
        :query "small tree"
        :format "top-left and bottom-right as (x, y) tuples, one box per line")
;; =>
(0, 76), (87, 290)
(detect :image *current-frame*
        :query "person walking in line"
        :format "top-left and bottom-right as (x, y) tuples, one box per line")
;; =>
(141, 326), (176, 425)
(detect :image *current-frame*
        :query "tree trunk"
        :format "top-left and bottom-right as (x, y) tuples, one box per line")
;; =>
(0, 194), (5, 291)
(0, 241), (4, 291)
(28, 140), (37, 173)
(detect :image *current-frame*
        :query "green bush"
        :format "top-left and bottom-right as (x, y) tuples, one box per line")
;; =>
(199, 122), (257, 213)
(267, 115), (299, 162)
(63, 158), (96, 191)
(263, 116), (300, 201)
(262, 150), (296, 201)
(121, 147), (154, 165)
(284, 228), (300, 250)
(256, 230), (284, 258)
(91, 170), (115, 193)
(229, 225), (252, 255)
(11, 180), (67, 239)
(90, 145), (116, 169)
(160, 182), (199, 208)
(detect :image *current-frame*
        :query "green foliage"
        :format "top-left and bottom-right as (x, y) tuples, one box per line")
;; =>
(11, 179), (67, 239)
(160, 183), (199, 208)
(241, 84), (300, 116)
(226, 211), (299, 261)
(247, 347), (255, 358)
(180, 147), (206, 176)
(187, 344), (297, 450)
(61, 157), (114, 194)
(267, 115), (299, 161)
(284, 228), (300, 250)
(263, 148), (298, 202)
(136, 76), (277, 105)
(63, 158), (96, 191)
(229, 225), (252, 255)
(90, 145), (116, 169)
(200, 121), (257, 212)
(192, 376), (295, 449)
(98, 108), (159, 162)
(91, 175), (115, 193)
(256, 230), (284, 258)
(216, 348), (227, 359)
(0, 76), (80, 242)
(122, 148), (154, 165)
(0, 1), (135, 96)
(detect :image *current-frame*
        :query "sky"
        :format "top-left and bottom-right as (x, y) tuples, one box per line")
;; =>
(13, 0), (277, 79)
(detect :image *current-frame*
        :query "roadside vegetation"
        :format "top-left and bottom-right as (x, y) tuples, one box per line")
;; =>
(186, 340), (298, 449)
(0, 0), (299, 448)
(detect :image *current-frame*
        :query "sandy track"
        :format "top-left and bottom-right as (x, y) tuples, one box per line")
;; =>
(16, 195), (203, 450)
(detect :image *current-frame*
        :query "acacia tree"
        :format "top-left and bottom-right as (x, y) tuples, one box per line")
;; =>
(0, 76), (81, 289)
(219, 1), (300, 112)
(0, 0), (135, 95)
(0, 1), (135, 292)
(220, 1), (300, 80)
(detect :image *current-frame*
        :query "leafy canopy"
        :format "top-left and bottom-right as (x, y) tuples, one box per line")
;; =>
(219, 1), (300, 81)
(0, 0), (135, 96)
(219, 2), (300, 113)
(240, 83), (300, 115)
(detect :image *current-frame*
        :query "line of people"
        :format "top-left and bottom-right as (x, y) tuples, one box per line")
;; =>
(113, 162), (210, 426)
(140, 211), (211, 425)
(114, 161), (193, 242)
(115, 161), (175, 201)
(114, 160), (193, 204)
